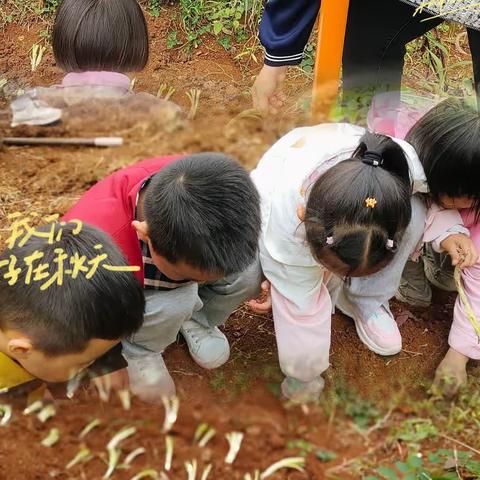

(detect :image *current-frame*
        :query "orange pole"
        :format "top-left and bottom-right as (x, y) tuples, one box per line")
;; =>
(312, 0), (350, 122)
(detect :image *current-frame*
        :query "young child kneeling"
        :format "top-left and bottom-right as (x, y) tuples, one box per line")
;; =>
(63, 153), (262, 402)
(0, 223), (144, 399)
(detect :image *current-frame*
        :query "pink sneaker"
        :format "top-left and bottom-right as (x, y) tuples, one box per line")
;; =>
(337, 291), (402, 356)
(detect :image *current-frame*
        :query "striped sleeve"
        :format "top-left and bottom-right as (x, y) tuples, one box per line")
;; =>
(259, 0), (320, 67)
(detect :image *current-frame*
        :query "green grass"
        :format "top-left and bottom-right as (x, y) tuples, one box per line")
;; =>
(164, 0), (263, 53)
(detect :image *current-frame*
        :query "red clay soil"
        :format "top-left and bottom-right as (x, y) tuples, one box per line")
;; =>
(0, 7), (478, 480)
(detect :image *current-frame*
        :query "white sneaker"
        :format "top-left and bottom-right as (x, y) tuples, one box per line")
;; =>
(337, 291), (402, 356)
(180, 319), (230, 369)
(123, 350), (176, 403)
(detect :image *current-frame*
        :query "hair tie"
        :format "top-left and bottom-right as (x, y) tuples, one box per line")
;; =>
(326, 236), (334, 245)
(365, 197), (377, 209)
(362, 150), (384, 167)
(386, 239), (396, 251)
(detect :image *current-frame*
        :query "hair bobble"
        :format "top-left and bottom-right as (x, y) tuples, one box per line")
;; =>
(386, 239), (396, 251)
(361, 150), (384, 167)
(326, 236), (334, 245)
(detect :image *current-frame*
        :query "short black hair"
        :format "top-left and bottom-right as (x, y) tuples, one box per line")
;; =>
(406, 97), (480, 216)
(52, 0), (149, 73)
(305, 132), (412, 275)
(0, 223), (145, 356)
(144, 153), (261, 276)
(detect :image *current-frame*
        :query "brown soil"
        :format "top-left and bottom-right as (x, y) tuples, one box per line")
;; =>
(0, 6), (478, 480)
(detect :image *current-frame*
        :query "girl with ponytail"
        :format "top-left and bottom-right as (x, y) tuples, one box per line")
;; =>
(250, 122), (430, 403)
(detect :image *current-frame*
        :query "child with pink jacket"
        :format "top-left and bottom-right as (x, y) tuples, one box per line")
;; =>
(368, 96), (480, 396)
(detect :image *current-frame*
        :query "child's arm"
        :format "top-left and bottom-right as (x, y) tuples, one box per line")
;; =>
(423, 203), (477, 268)
(253, 0), (320, 112)
(260, 0), (320, 67)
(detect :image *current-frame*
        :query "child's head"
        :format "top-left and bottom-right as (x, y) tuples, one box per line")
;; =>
(52, 0), (149, 73)
(406, 98), (480, 214)
(0, 223), (144, 383)
(133, 153), (261, 282)
(303, 132), (412, 277)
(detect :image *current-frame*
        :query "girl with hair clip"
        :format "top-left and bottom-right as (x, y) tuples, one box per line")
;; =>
(11, 0), (179, 126)
(403, 98), (480, 397)
(249, 122), (463, 403)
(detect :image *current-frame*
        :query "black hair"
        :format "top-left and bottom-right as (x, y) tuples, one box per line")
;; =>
(304, 132), (412, 275)
(0, 223), (145, 356)
(406, 97), (480, 216)
(144, 153), (261, 276)
(52, 0), (149, 73)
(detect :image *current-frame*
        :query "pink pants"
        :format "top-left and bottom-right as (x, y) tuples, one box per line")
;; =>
(450, 210), (480, 360)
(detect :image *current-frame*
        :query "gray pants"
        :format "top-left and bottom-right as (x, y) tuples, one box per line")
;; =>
(338, 195), (427, 318)
(123, 259), (262, 355)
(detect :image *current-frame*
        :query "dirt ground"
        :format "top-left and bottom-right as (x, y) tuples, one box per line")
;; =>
(0, 5), (479, 480)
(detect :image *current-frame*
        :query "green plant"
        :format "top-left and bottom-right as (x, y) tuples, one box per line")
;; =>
(300, 43), (315, 74)
(166, 31), (181, 49)
(366, 450), (480, 480)
(149, 0), (162, 18)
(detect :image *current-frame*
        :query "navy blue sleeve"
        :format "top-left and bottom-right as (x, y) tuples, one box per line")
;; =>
(259, 0), (320, 67)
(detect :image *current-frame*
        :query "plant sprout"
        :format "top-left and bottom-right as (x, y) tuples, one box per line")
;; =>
(162, 396), (179, 433)
(124, 447), (146, 465)
(0, 78), (7, 91)
(243, 472), (260, 480)
(41, 428), (60, 447)
(30, 43), (46, 72)
(118, 389), (131, 411)
(79, 418), (102, 440)
(93, 375), (111, 402)
(225, 432), (244, 464)
(130, 77), (137, 91)
(200, 464), (212, 480)
(37, 404), (56, 423)
(157, 84), (176, 100)
(185, 459), (197, 480)
(0, 404), (12, 426)
(23, 400), (43, 415)
(186, 89), (201, 120)
(103, 426), (137, 479)
(194, 423), (216, 447)
(130, 469), (160, 480)
(260, 457), (305, 478)
(164, 435), (174, 471)
(66, 446), (92, 469)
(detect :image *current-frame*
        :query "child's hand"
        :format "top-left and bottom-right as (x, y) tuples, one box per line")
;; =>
(440, 233), (478, 268)
(252, 65), (287, 114)
(432, 347), (468, 399)
(247, 280), (272, 313)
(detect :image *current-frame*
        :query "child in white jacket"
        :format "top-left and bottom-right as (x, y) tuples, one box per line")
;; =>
(250, 123), (457, 402)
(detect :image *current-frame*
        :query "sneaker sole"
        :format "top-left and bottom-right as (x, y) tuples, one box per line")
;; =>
(336, 293), (401, 356)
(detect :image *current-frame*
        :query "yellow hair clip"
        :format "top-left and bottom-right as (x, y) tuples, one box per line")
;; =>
(365, 197), (377, 209)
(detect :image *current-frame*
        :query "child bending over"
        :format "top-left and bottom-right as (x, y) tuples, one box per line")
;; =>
(0, 223), (144, 401)
(63, 153), (262, 402)
(249, 121), (462, 403)
(406, 99), (480, 397)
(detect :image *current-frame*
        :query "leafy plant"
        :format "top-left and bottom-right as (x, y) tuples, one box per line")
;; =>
(149, 0), (162, 18)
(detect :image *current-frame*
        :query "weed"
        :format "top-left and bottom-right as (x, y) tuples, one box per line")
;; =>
(210, 371), (226, 391)
(149, 0), (162, 18)
(300, 43), (315, 74)
(166, 31), (182, 50)
(171, 0), (263, 53)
